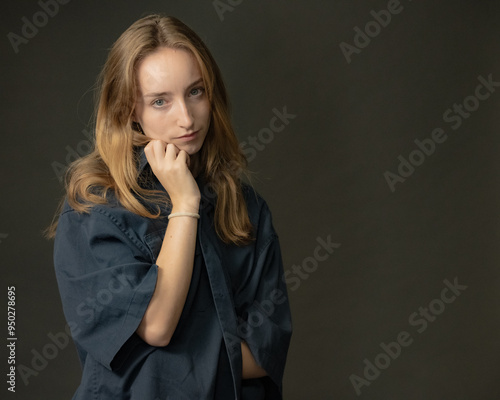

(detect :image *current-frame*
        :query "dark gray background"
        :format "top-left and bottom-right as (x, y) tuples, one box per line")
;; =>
(2, 0), (500, 399)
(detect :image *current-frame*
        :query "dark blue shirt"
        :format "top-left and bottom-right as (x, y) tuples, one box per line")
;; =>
(53, 149), (292, 399)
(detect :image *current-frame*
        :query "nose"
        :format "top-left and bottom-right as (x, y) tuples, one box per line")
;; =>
(176, 99), (194, 130)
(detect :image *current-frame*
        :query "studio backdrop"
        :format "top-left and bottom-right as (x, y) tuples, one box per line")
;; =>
(2, 0), (500, 399)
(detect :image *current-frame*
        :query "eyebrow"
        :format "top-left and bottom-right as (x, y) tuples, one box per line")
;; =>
(143, 78), (204, 98)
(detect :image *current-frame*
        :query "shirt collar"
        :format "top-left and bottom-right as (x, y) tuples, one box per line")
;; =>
(137, 146), (149, 174)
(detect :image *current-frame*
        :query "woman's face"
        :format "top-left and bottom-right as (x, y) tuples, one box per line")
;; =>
(134, 47), (211, 156)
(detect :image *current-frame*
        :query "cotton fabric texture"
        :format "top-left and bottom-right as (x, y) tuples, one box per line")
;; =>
(53, 148), (292, 399)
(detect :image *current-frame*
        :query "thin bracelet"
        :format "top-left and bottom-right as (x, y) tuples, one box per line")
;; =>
(168, 212), (200, 220)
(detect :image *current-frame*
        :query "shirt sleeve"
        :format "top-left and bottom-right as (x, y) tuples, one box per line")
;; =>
(53, 204), (158, 371)
(237, 202), (293, 394)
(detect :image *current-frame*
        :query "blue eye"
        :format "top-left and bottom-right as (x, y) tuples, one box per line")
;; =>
(190, 87), (204, 96)
(153, 99), (165, 107)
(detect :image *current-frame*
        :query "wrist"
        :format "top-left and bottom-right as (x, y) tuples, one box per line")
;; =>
(171, 199), (200, 215)
(168, 211), (200, 220)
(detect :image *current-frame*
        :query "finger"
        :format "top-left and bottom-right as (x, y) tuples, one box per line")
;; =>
(153, 140), (168, 163)
(144, 139), (154, 152)
(176, 150), (190, 167)
(145, 140), (164, 167)
(144, 141), (155, 162)
(165, 143), (180, 160)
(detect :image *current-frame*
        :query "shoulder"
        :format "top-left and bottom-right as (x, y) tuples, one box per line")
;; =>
(57, 197), (156, 257)
(241, 182), (272, 217)
(240, 182), (279, 246)
(60, 195), (132, 228)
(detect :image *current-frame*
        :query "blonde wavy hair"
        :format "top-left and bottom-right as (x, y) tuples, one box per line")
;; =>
(47, 14), (253, 245)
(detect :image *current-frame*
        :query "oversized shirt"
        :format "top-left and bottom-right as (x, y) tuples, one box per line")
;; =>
(53, 148), (292, 400)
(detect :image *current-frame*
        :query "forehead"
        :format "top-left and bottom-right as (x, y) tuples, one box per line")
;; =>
(136, 47), (201, 94)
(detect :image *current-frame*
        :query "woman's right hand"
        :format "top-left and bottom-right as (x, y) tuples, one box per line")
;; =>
(144, 140), (200, 213)
(139, 139), (201, 347)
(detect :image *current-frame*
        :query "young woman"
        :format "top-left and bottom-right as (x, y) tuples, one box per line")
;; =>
(49, 14), (292, 399)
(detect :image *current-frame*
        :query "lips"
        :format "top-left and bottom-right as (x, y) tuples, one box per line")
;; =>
(177, 130), (199, 141)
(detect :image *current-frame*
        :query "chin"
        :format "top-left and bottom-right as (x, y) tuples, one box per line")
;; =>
(182, 143), (203, 156)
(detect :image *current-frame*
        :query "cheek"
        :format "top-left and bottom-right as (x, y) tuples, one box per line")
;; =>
(143, 110), (169, 128)
(198, 102), (211, 125)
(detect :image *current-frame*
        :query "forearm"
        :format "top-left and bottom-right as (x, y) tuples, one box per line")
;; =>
(137, 204), (199, 346)
(241, 341), (267, 379)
